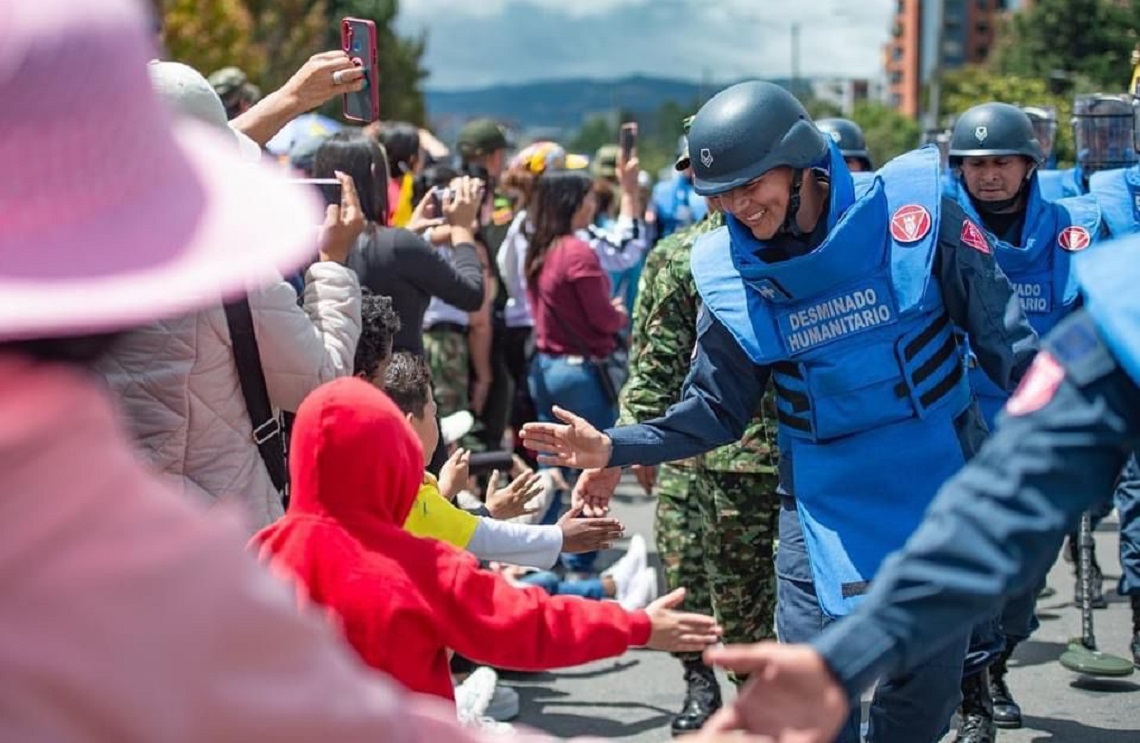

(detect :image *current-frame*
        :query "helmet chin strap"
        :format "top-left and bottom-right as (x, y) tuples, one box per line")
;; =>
(780, 170), (808, 237)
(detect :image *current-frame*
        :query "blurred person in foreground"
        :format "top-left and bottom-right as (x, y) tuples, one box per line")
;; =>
(0, 1), (544, 739)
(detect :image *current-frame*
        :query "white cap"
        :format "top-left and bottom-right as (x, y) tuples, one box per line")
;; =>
(441, 411), (475, 446)
(148, 61), (261, 161)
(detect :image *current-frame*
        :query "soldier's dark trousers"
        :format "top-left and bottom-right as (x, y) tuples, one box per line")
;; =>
(776, 498), (967, 743)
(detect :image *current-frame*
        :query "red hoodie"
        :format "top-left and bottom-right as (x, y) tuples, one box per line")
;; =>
(251, 378), (651, 701)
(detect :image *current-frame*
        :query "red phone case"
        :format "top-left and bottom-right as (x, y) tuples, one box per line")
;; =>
(341, 17), (379, 123)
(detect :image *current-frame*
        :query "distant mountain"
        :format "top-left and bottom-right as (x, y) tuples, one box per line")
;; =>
(425, 75), (722, 132)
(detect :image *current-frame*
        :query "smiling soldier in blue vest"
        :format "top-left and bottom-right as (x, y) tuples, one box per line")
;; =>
(521, 81), (1038, 743)
(946, 102), (1104, 742)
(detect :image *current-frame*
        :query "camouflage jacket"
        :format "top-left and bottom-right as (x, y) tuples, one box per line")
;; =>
(618, 214), (779, 474)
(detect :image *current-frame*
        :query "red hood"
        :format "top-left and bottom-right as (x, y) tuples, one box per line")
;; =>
(286, 378), (424, 533)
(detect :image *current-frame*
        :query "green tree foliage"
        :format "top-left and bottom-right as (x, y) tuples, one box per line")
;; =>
(849, 101), (923, 167)
(995, 0), (1139, 92)
(159, 0), (428, 125)
(568, 115), (618, 158)
(940, 66), (1076, 166)
(162, 0), (263, 81)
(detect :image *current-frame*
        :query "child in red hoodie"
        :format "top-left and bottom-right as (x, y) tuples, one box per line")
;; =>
(252, 378), (720, 703)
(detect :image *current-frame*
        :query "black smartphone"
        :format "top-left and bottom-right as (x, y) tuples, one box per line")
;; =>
(620, 122), (638, 161)
(468, 450), (516, 477)
(341, 17), (380, 123)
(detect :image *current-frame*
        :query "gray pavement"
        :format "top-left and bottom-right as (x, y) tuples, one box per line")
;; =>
(506, 475), (1140, 741)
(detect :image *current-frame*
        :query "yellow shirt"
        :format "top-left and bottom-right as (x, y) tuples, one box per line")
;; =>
(403, 474), (480, 548)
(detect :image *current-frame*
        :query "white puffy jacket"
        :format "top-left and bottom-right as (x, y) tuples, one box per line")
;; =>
(97, 262), (361, 531)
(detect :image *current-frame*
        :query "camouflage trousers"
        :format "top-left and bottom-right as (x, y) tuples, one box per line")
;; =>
(423, 326), (469, 418)
(655, 464), (780, 670)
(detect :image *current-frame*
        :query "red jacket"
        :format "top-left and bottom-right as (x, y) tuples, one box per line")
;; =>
(251, 378), (651, 701)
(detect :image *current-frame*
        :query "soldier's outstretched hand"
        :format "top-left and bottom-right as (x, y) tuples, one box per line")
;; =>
(520, 406), (612, 469)
(701, 643), (849, 743)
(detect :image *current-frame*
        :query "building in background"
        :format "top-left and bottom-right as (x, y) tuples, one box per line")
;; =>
(809, 78), (885, 116)
(883, 0), (1030, 118)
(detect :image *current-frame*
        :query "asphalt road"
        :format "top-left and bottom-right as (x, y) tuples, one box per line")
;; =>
(505, 475), (1140, 742)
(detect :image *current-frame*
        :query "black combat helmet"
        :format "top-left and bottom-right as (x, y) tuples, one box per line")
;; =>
(816, 118), (873, 170)
(949, 103), (1044, 164)
(688, 81), (828, 197)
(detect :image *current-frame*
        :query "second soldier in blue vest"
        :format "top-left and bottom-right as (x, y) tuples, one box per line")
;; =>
(521, 81), (1039, 743)
(947, 102), (1104, 741)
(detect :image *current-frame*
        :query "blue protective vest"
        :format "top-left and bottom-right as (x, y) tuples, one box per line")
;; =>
(1089, 165), (1140, 237)
(1077, 234), (1140, 387)
(691, 144), (971, 617)
(652, 176), (708, 239)
(952, 177), (1101, 426)
(1037, 167), (1086, 201)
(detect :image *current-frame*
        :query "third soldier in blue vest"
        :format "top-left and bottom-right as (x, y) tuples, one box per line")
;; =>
(1038, 94), (1138, 202)
(520, 81), (1039, 743)
(947, 102), (1104, 742)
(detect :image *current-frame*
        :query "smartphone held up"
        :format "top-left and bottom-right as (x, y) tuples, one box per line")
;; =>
(341, 17), (380, 123)
(620, 122), (638, 161)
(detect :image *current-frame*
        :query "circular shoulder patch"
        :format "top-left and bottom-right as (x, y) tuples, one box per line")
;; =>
(1058, 225), (1092, 252)
(890, 204), (932, 244)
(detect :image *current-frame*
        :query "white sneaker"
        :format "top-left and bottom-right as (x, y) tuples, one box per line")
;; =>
(619, 566), (659, 611)
(485, 684), (520, 721)
(462, 716), (515, 735)
(603, 533), (648, 600)
(454, 666), (497, 721)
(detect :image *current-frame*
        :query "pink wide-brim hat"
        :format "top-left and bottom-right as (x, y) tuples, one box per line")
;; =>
(0, 0), (326, 341)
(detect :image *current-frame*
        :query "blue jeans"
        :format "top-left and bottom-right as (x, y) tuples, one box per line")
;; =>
(528, 353), (618, 573)
(520, 570), (606, 599)
(777, 499), (965, 743)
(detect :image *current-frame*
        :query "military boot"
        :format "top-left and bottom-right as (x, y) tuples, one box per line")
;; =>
(989, 645), (1022, 729)
(1131, 595), (1140, 668)
(671, 659), (722, 737)
(954, 669), (996, 743)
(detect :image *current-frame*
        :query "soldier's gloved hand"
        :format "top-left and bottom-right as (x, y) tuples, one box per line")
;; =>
(572, 467), (622, 517)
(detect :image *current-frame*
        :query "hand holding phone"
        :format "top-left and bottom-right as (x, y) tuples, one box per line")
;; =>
(620, 122), (638, 162)
(341, 17), (380, 123)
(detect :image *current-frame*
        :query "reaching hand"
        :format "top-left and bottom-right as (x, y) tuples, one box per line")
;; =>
(520, 406), (613, 470)
(701, 643), (849, 743)
(281, 51), (365, 113)
(557, 504), (625, 553)
(632, 464), (657, 496)
(438, 447), (471, 501)
(406, 190), (446, 236)
(317, 171), (364, 264)
(572, 466), (622, 517)
(644, 588), (722, 653)
(485, 470), (544, 520)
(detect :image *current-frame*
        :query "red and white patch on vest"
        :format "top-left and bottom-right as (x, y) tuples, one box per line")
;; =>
(890, 204), (932, 244)
(1058, 225), (1092, 252)
(960, 219), (991, 254)
(1005, 351), (1065, 417)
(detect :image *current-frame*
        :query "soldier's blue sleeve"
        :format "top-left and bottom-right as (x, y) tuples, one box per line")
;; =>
(605, 307), (770, 467)
(812, 311), (1140, 701)
(936, 197), (1039, 391)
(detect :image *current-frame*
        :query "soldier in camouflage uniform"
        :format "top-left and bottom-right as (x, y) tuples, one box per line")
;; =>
(617, 117), (781, 738)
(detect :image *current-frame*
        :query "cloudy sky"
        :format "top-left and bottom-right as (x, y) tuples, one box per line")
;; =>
(397, 0), (896, 90)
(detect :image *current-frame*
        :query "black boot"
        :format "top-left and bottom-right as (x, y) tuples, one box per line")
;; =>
(671, 659), (722, 737)
(954, 669), (996, 743)
(989, 646), (1022, 729)
(1131, 595), (1140, 668)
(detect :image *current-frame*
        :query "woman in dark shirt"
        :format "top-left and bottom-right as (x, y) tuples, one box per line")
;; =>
(313, 133), (484, 356)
